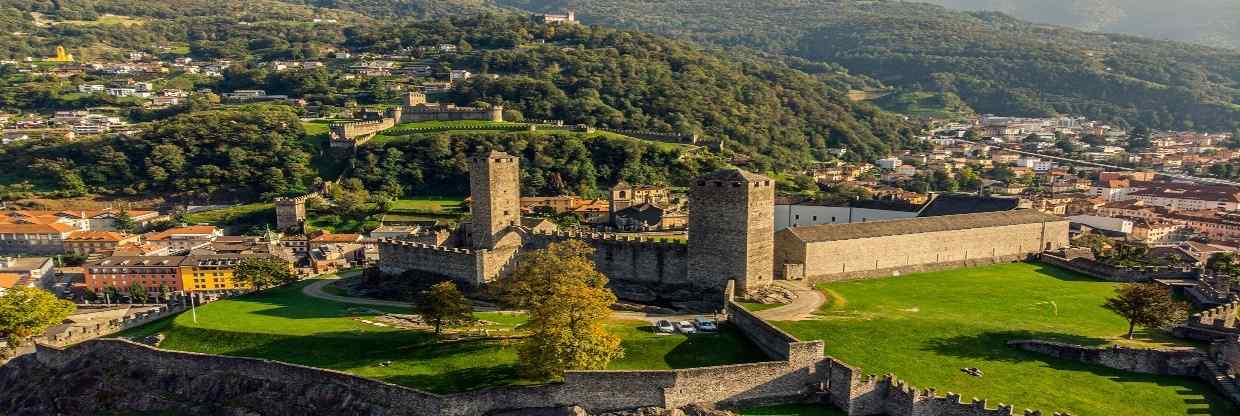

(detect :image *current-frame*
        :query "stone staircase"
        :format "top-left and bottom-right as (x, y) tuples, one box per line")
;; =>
(1201, 361), (1240, 404)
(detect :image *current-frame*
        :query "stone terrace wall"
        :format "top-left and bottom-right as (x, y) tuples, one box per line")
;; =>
(42, 304), (185, 347)
(1008, 340), (1205, 376)
(377, 239), (484, 287)
(1038, 254), (1194, 283)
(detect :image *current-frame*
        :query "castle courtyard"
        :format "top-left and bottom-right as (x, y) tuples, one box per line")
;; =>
(119, 274), (769, 393)
(774, 262), (1237, 415)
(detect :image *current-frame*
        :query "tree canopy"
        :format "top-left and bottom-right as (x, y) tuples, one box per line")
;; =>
(0, 287), (76, 357)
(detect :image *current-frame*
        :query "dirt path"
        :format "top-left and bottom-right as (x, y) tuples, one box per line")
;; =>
(754, 280), (827, 321)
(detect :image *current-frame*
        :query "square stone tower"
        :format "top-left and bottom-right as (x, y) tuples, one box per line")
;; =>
(688, 168), (774, 296)
(274, 196), (307, 234)
(470, 151), (521, 250)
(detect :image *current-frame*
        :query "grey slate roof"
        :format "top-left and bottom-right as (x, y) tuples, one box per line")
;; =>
(784, 209), (1065, 243)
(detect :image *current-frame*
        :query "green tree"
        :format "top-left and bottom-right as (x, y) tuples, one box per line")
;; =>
(128, 283), (149, 304)
(500, 241), (623, 379)
(233, 257), (296, 291)
(1206, 252), (1240, 285)
(413, 281), (474, 336)
(1103, 283), (1186, 339)
(0, 287), (75, 357)
(114, 209), (137, 233)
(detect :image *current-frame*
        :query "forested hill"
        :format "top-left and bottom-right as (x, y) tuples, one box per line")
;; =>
(493, 0), (1240, 132)
(922, 0), (1240, 50)
(0, 0), (371, 60)
(342, 16), (917, 168)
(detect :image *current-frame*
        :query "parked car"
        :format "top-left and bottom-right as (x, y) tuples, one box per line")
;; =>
(693, 316), (718, 332)
(676, 320), (697, 334)
(655, 319), (676, 333)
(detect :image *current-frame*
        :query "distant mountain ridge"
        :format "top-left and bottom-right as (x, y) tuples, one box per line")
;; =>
(487, 0), (1240, 131)
(920, 0), (1240, 50)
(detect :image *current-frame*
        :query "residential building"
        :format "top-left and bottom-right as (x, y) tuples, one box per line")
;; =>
(0, 257), (54, 289)
(85, 256), (186, 294)
(64, 231), (140, 256)
(144, 226), (223, 252)
(1127, 185), (1240, 211)
(0, 223), (76, 255)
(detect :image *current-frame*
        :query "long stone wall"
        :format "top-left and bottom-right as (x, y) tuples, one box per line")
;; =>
(1175, 301), (1240, 341)
(780, 221), (1070, 283)
(525, 231), (699, 304)
(4, 301), (1082, 416)
(376, 239), (484, 286)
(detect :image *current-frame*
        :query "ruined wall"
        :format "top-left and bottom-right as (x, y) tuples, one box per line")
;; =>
(1008, 340), (1205, 376)
(525, 231), (694, 303)
(786, 220), (1069, 283)
(376, 239), (482, 286)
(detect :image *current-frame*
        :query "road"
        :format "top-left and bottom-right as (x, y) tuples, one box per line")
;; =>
(754, 281), (826, 321)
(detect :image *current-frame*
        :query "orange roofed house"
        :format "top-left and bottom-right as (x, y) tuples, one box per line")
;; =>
(143, 226), (223, 252)
(64, 231), (140, 256)
(0, 223), (78, 255)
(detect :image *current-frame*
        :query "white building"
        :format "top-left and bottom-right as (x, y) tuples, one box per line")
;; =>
(1068, 215), (1134, 235)
(876, 158), (903, 170)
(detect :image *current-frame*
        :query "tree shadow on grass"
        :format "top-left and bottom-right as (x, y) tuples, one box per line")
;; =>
(1029, 263), (1108, 283)
(661, 323), (771, 368)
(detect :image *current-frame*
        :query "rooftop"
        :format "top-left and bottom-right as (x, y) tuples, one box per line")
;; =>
(1129, 185), (1240, 203)
(917, 194), (1021, 217)
(783, 209), (1065, 243)
(0, 222), (78, 234)
(695, 168), (771, 183)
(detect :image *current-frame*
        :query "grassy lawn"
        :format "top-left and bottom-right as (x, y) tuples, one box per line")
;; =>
(118, 279), (766, 393)
(182, 203), (274, 232)
(306, 212), (380, 234)
(392, 197), (465, 213)
(775, 263), (1235, 416)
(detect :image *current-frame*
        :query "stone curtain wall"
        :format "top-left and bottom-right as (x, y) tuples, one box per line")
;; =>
(789, 221), (1069, 283)
(1038, 254), (1195, 283)
(1008, 340), (1204, 376)
(1175, 301), (1240, 341)
(376, 239), (484, 286)
(42, 304), (186, 347)
(13, 305), (1082, 416)
(525, 231), (700, 303)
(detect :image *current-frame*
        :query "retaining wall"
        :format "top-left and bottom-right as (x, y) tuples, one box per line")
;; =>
(1038, 254), (1195, 283)
(1008, 340), (1204, 376)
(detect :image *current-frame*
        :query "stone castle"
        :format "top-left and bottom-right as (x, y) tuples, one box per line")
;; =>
(379, 150), (1071, 306)
(329, 92), (505, 149)
(274, 195), (310, 233)
(380, 151), (777, 304)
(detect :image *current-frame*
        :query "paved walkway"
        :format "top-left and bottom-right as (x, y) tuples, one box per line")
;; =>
(754, 280), (826, 321)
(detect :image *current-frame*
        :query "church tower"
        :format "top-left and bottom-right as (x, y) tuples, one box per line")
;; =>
(470, 151), (521, 250)
(688, 168), (775, 296)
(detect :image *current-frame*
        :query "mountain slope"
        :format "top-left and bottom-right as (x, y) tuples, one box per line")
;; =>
(496, 0), (1240, 131)
(921, 0), (1240, 50)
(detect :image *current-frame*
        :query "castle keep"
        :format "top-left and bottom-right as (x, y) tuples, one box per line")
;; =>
(330, 92), (504, 149)
(688, 169), (775, 295)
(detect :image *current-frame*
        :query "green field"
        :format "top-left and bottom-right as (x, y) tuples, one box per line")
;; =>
(119, 279), (766, 393)
(775, 263), (1235, 416)
(737, 302), (783, 313)
(391, 197), (465, 213)
(182, 203), (274, 232)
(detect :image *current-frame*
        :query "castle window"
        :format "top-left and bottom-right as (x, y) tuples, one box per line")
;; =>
(831, 216), (836, 222)
(812, 216), (818, 221)
(795, 214), (800, 220)
(619, 191), (626, 198)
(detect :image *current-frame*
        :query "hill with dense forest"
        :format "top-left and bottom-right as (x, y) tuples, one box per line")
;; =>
(493, 0), (1240, 132)
(922, 0), (1240, 50)
(0, 12), (919, 199)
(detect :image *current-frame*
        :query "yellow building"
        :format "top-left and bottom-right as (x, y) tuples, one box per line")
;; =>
(47, 46), (75, 63)
(179, 255), (251, 293)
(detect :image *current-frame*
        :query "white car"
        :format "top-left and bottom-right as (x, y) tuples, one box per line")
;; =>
(655, 319), (676, 333)
(676, 321), (697, 334)
(693, 316), (718, 332)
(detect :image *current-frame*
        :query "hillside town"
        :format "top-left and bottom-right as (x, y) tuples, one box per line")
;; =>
(1, 4), (1240, 416)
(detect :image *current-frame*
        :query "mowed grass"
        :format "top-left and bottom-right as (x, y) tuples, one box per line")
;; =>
(775, 263), (1236, 416)
(119, 279), (766, 393)
(392, 197), (465, 213)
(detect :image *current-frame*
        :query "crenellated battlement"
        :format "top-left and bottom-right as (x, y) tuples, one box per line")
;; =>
(377, 238), (479, 255)
(1192, 300), (1239, 330)
(529, 229), (688, 248)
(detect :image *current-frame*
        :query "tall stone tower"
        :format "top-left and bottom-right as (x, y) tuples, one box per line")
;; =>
(274, 196), (307, 234)
(688, 168), (774, 296)
(470, 151), (521, 250)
